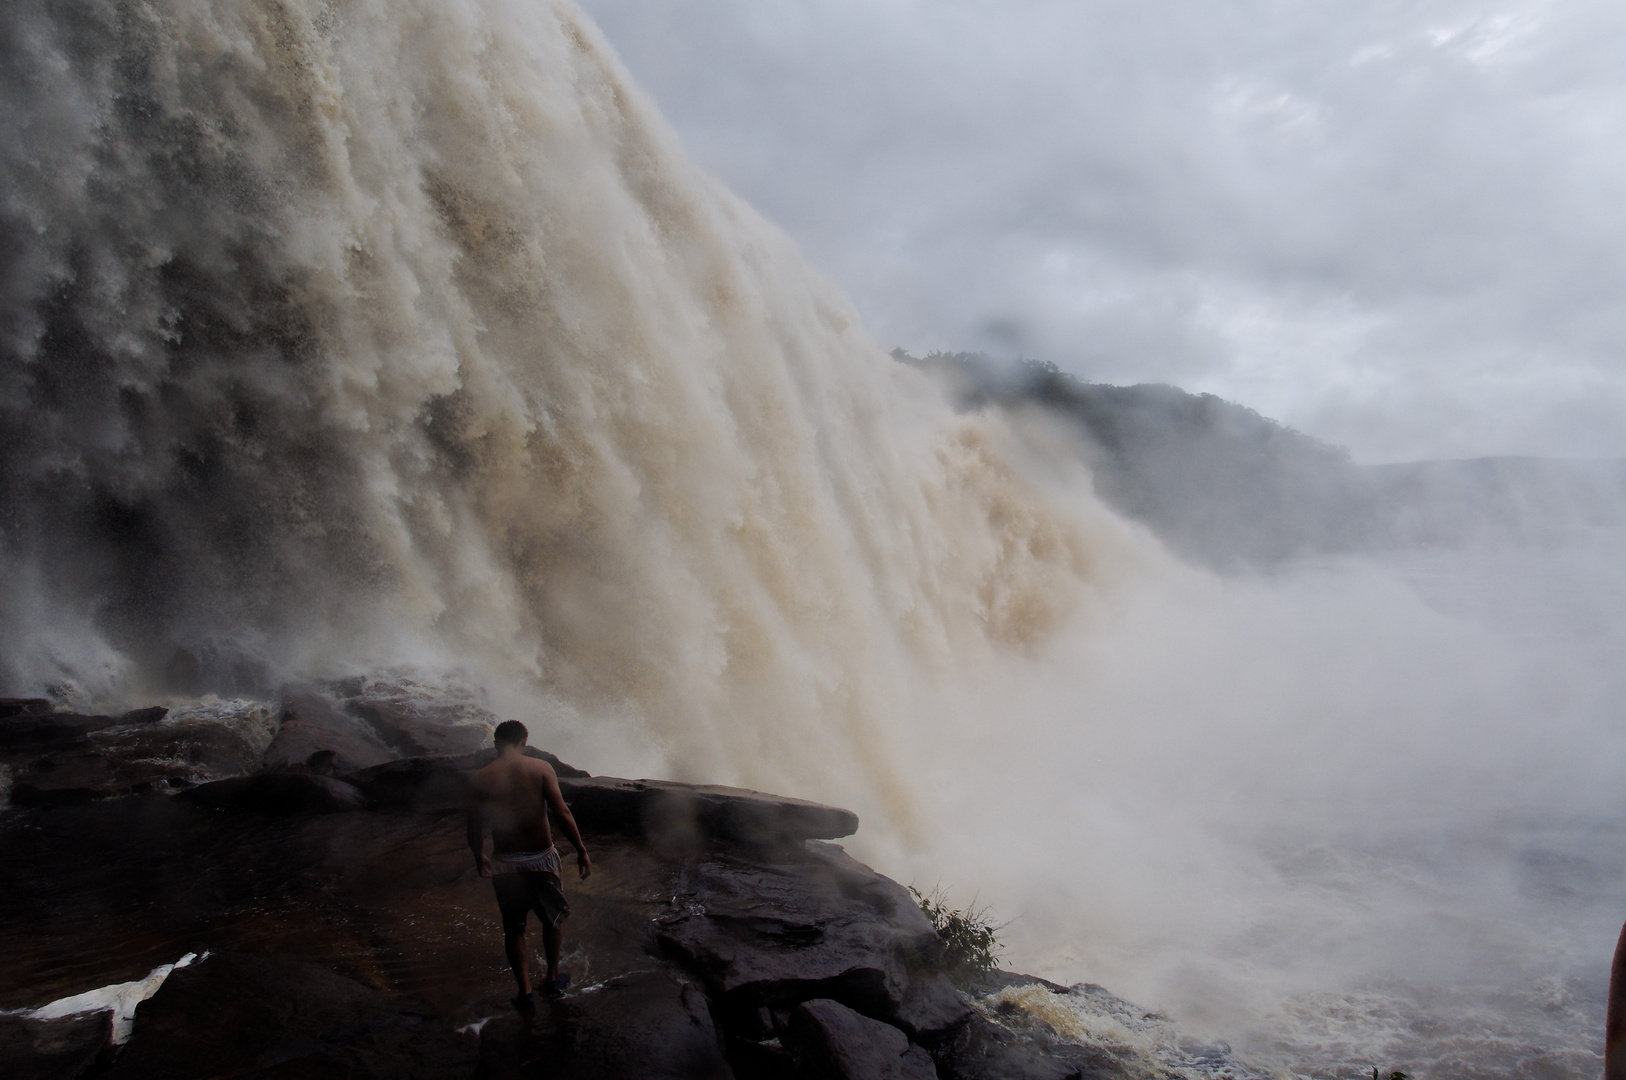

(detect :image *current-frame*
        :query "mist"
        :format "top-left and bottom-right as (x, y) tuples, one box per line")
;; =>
(3, 1), (1624, 1077)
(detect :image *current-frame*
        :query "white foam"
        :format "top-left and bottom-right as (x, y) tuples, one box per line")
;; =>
(26, 952), (206, 1044)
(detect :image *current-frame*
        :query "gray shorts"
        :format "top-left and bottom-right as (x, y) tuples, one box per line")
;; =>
(493, 870), (569, 934)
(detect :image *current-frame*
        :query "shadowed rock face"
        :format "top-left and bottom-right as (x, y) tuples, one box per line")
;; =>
(1, 707), (260, 808)
(0, 1011), (112, 1080)
(557, 778), (860, 848)
(788, 998), (939, 1080)
(179, 772), (369, 814)
(265, 689), (399, 774)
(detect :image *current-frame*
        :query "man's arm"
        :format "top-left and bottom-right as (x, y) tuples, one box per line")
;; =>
(465, 789), (492, 878)
(541, 768), (591, 879)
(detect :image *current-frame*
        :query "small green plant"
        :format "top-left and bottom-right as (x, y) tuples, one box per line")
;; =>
(1372, 1069), (1409, 1080)
(910, 885), (1004, 986)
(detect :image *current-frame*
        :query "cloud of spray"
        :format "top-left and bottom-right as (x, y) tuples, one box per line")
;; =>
(5, 1), (1625, 1075)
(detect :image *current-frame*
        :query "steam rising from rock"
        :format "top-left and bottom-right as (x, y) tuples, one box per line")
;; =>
(0, 0), (1134, 799)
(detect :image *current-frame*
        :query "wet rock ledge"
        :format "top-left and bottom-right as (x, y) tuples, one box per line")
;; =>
(0, 691), (1263, 1079)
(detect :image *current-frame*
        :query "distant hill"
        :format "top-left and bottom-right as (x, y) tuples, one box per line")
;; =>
(898, 350), (1626, 569)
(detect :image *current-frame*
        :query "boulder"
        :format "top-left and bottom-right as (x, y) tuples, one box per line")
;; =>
(8, 722), (261, 807)
(104, 952), (468, 1079)
(895, 973), (976, 1042)
(0, 1011), (112, 1080)
(341, 698), (493, 758)
(558, 777), (857, 847)
(180, 773), (369, 814)
(478, 971), (732, 1080)
(263, 689), (398, 774)
(787, 998), (937, 1080)
(656, 843), (937, 1023)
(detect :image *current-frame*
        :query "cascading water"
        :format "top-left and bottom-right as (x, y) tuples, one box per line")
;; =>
(0, 0), (1138, 803)
(6, 2), (1626, 1077)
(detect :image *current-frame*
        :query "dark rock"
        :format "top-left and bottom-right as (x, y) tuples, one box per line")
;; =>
(263, 688), (398, 773)
(722, 1033), (798, 1080)
(932, 1009), (1124, 1080)
(526, 745), (591, 778)
(786, 998), (937, 1080)
(558, 777), (857, 847)
(0, 706), (165, 753)
(342, 698), (493, 758)
(347, 755), (476, 810)
(0, 1010), (112, 1080)
(895, 973), (975, 1042)
(104, 952), (468, 1079)
(477, 971), (732, 1079)
(180, 773), (369, 814)
(9, 722), (262, 807)
(657, 843), (937, 1023)
(0, 698), (54, 719)
(347, 747), (588, 811)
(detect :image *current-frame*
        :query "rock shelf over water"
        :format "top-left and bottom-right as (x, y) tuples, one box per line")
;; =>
(0, 692), (1266, 1078)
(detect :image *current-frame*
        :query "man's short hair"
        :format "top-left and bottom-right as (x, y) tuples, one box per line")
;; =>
(493, 720), (529, 748)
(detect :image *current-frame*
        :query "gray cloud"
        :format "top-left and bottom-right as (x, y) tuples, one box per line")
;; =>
(577, 0), (1626, 461)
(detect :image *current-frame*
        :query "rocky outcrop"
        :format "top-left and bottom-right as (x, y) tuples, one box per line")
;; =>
(348, 747), (589, 811)
(788, 997), (940, 1079)
(0, 1011), (112, 1080)
(0, 706), (167, 752)
(263, 689), (399, 774)
(0, 690), (1267, 1080)
(558, 778), (859, 848)
(4, 715), (261, 808)
(656, 844), (935, 1027)
(180, 773), (369, 814)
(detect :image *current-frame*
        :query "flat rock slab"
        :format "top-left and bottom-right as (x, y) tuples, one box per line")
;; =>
(264, 689), (399, 774)
(479, 971), (732, 1080)
(348, 747), (588, 811)
(558, 777), (858, 847)
(104, 952), (469, 1079)
(0, 1011), (112, 1080)
(788, 998), (937, 1080)
(656, 843), (937, 1021)
(0, 706), (168, 753)
(8, 721), (261, 807)
(180, 773), (369, 814)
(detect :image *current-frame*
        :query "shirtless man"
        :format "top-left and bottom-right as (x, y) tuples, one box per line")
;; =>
(466, 720), (591, 1011)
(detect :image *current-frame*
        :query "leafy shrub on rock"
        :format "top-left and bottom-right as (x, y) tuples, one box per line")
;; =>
(910, 885), (1003, 986)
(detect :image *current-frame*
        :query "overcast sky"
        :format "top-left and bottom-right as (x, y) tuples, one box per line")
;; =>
(578, 0), (1626, 462)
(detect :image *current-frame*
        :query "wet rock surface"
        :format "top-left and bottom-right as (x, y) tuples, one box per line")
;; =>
(264, 689), (399, 774)
(559, 777), (859, 847)
(180, 772), (369, 814)
(787, 998), (939, 1079)
(0, 1011), (112, 1080)
(105, 952), (469, 1079)
(3, 714), (260, 807)
(0, 692), (1264, 1080)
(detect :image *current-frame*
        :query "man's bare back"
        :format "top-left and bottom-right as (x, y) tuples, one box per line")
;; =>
(470, 753), (572, 861)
